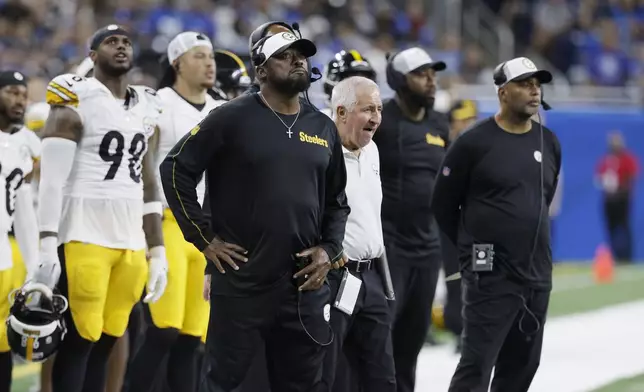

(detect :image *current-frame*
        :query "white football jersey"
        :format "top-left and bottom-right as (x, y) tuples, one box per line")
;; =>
(156, 88), (226, 208)
(12, 127), (41, 209)
(0, 131), (34, 270)
(11, 128), (41, 161)
(46, 74), (163, 250)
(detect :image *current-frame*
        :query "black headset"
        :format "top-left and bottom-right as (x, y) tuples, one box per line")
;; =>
(250, 22), (321, 83)
(492, 62), (508, 87)
(385, 51), (406, 91)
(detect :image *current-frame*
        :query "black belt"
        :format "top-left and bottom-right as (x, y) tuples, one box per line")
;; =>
(346, 259), (373, 273)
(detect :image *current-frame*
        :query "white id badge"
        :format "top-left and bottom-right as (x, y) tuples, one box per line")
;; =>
(334, 269), (362, 316)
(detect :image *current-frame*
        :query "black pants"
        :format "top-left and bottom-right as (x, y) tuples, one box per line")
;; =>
(239, 343), (272, 392)
(0, 352), (12, 392)
(449, 271), (550, 392)
(197, 341), (273, 392)
(444, 279), (463, 338)
(440, 231), (463, 338)
(322, 267), (396, 392)
(388, 261), (440, 392)
(604, 194), (632, 262)
(199, 281), (331, 392)
(330, 348), (358, 392)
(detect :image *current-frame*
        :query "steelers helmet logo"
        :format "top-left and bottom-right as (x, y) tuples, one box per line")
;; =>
(522, 58), (536, 70)
(281, 32), (297, 41)
(142, 117), (156, 135)
(13, 72), (23, 81)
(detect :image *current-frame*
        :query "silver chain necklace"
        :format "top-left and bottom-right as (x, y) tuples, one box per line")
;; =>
(258, 92), (300, 139)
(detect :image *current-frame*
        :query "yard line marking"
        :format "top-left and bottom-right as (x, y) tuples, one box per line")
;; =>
(416, 300), (644, 392)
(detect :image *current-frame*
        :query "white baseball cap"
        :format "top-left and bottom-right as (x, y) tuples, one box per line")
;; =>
(493, 57), (553, 91)
(167, 32), (213, 64)
(255, 31), (316, 65)
(391, 47), (446, 74)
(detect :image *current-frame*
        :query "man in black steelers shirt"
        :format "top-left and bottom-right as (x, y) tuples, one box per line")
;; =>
(160, 21), (350, 392)
(372, 47), (449, 392)
(432, 57), (562, 392)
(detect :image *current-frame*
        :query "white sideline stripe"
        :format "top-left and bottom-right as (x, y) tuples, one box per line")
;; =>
(416, 300), (644, 392)
(552, 270), (644, 293)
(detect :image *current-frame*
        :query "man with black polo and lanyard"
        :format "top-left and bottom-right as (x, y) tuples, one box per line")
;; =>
(321, 76), (396, 392)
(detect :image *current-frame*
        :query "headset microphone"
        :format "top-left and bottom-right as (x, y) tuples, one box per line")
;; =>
(291, 21), (320, 84)
(540, 88), (552, 111)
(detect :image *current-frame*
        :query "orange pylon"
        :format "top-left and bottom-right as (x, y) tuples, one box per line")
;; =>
(593, 244), (614, 284)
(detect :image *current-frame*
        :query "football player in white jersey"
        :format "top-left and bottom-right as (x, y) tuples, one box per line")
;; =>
(0, 70), (39, 392)
(125, 31), (228, 392)
(321, 50), (377, 118)
(7, 105), (51, 392)
(8, 101), (43, 291)
(35, 24), (168, 392)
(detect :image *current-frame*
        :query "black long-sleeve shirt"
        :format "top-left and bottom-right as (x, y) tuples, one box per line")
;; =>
(431, 117), (562, 289)
(160, 93), (350, 295)
(372, 99), (449, 266)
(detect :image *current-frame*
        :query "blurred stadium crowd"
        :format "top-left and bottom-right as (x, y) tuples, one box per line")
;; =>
(0, 0), (643, 107)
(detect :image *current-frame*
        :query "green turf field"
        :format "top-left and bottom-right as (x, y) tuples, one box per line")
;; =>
(549, 263), (644, 316)
(591, 373), (644, 392)
(10, 262), (644, 392)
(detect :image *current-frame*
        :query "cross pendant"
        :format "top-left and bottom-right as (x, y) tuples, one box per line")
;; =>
(286, 128), (293, 138)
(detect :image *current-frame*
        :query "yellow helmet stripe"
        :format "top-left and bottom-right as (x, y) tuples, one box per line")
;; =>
(26, 337), (34, 361)
(215, 49), (248, 77)
(349, 50), (363, 62)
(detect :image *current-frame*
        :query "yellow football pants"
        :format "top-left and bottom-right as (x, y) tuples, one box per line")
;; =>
(0, 237), (28, 352)
(9, 236), (27, 290)
(61, 242), (147, 342)
(0, 268), (12, 352)
(147, 209), (210, 338)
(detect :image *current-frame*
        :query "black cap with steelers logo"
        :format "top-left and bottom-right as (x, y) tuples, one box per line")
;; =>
(89, 24), (131, 51)
(0, 70), (27, 89)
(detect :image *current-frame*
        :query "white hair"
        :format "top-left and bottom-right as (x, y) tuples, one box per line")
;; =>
(330, 76), (380, 120)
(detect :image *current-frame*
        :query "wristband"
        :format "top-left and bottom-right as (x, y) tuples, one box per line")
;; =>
(40, 236), (58, 254)
(149, 246), (166, 260)
(143, 201), (163, 216)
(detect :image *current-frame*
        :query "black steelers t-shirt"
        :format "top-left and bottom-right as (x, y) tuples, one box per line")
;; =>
(160, 93), (350, 295)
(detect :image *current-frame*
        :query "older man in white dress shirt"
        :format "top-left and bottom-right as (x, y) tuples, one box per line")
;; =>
(321, 76), (396, 392)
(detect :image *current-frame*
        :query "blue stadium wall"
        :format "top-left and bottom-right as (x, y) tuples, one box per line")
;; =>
(478, 106), (644, 262)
